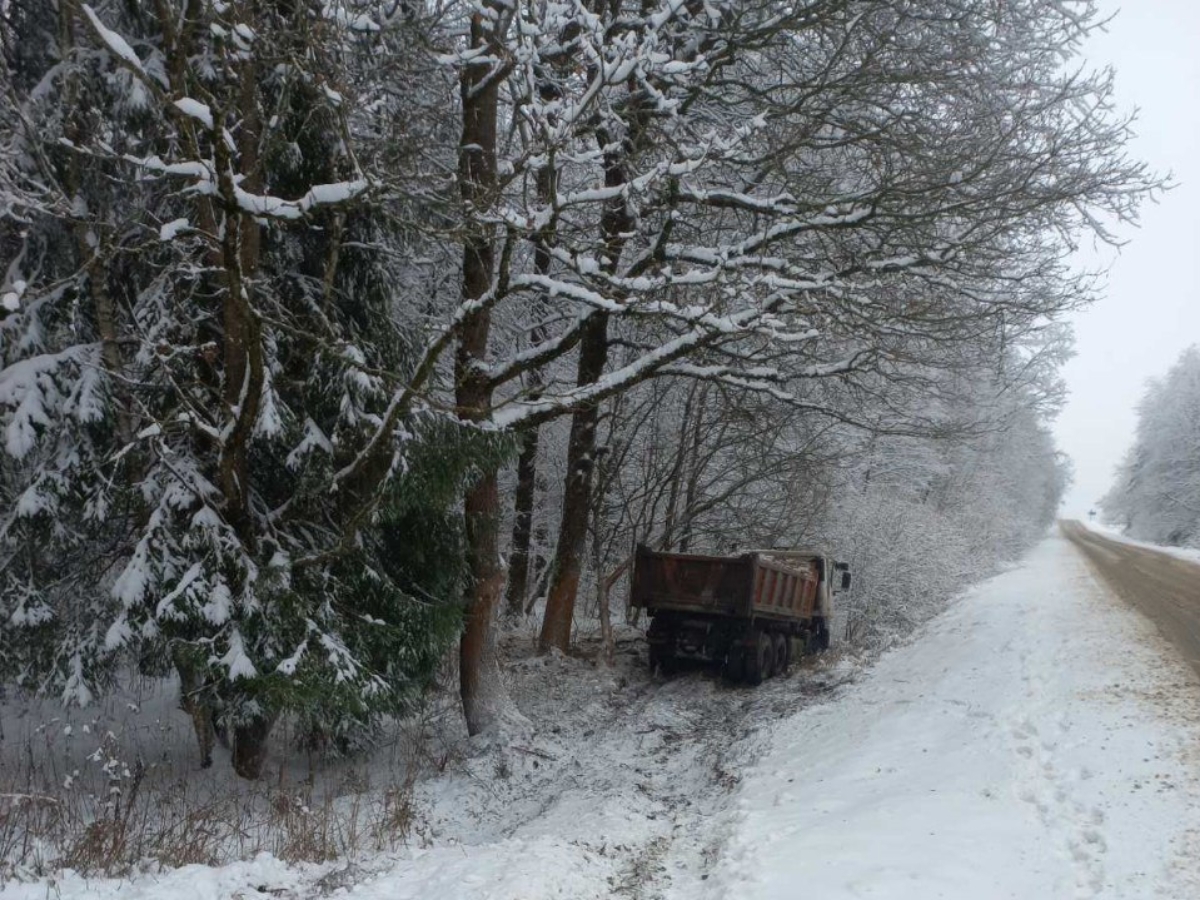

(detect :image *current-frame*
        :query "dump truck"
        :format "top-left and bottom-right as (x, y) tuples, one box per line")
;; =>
(630, 545), (851, 684)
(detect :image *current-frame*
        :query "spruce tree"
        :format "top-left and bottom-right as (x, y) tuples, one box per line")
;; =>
(0, 2), (491, 775)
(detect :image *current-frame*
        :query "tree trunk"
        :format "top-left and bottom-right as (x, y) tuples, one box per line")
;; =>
(537, 312), (609, 652)
(459, 470), (509, 733)
(455, 213), (506, 736)
(504, 155), (556, 619)
(679, 388), (708, 552)
(537, 97), (635, 652)
(504, 429), (540, 617)
(455, 4), (515, 736)
(524, 549), (553, 616)
(231, 711), (278, 780)
(592, 497), (614, 665)
(216, 49), (264, 547)
(660, 386), (697, 551)
(58, 3), (133, 445)
(172, 648), (215, 769)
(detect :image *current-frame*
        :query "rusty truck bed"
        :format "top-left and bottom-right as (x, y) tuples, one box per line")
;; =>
(630, 546), (821, 625)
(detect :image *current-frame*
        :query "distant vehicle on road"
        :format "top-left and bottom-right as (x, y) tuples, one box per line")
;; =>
(630, 546), (851, 684)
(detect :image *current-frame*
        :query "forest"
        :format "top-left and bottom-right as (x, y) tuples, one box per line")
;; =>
(1101, 346), (1200, 547)
(0, 0), (1154, 808)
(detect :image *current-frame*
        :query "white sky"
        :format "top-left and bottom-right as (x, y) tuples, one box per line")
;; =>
(1054, 0), (1200, 518)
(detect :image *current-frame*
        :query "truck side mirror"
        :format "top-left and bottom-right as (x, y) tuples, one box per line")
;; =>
(841, 571), (852, 591)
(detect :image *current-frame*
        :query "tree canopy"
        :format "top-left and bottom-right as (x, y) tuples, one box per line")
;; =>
(0, 0), (1156, 767)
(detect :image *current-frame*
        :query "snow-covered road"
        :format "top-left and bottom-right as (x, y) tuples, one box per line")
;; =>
(707, 531), (1200, 899)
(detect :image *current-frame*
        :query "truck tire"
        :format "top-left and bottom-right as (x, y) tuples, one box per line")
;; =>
(773, 633), (790, 675)
(649, 647), (676, 676)
(745, 631), (773, 685)
(814, 619), (831, 652)
(761, 632), (776, 680)
(724, 643), (746, 683)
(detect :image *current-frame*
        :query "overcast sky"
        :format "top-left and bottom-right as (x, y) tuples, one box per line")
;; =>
(1053, 0), (1200, 518)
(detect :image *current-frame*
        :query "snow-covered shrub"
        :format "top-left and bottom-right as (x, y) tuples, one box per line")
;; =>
(826, 407), (1069, 646)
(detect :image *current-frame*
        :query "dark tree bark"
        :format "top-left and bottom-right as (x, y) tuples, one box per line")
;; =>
(59, 4), (132, 445)
(232, 712), (278, 780)
(678, 386), (709, 552)
(538, 312), (609, 651)
(504, 429), (541, 617)
(504, 161), (555, 618)
(218, 46), (279, 774)
(215, 46), (264, 550)
(172, 648), (215, 769)
(538, 83), (637, 651)
(455, 4), (515, 735)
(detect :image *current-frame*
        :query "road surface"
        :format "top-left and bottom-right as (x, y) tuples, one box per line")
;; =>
(1062, 520), (1200, 679)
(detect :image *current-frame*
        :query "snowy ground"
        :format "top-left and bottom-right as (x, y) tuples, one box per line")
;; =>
(707, 531), (1200, 899)
(0, 626), (859, 898)
(4, 531), (1200, 899)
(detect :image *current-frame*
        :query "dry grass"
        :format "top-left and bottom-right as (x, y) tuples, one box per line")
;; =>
(0, 712), (443, 882)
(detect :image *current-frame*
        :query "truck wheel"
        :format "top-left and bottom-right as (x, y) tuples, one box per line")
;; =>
(761, 632), (776, 680)
(814, 620), (831, 652)
(746, 631), (773, 685)
(773, 633), (790, 675)
(724, 644), (746, 683)
(649, 647), (676, 676)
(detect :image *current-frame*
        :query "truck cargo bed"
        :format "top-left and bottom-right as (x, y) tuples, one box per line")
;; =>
(630, 546), (821, 624)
